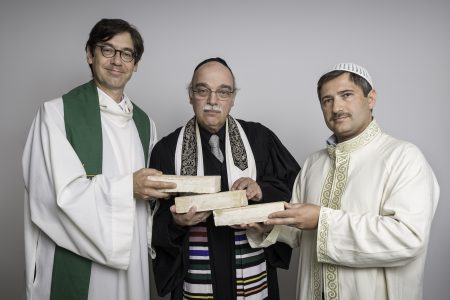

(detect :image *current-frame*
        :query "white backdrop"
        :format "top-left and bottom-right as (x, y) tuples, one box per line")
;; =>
(1, 1), (449, 299)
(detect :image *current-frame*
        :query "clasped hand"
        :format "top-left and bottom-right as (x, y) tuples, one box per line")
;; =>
(170, 205), (212, 227)
(265, 202), (321, 230)
(133, 168), (176, 200)
(230, 177), (262, 201)
(241, 202), (321, 235)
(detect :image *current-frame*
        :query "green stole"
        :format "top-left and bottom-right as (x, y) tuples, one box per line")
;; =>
(50, 80), (150, 300)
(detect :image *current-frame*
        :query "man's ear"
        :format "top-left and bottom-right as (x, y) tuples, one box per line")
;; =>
(86, 48), (93, 64)
(133, 63), (138, 72)
(367, 89), (377, 110)
(188, 89), (194, 104)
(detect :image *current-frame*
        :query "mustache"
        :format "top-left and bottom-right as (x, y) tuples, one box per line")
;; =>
(202, 104), (222, 113)
(332, 111), (351, 120)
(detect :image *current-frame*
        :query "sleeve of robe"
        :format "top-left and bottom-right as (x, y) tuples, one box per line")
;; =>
(149, 132), (188, 297)
(147, 118), (159, 258)
(251, 125), (301, 269)
(317, 143), (440, 268)
(247, 173), (303, 249)
(22, 100), (138, 270)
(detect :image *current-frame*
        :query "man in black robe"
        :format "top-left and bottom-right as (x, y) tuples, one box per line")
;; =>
(150, 57), (300, 300)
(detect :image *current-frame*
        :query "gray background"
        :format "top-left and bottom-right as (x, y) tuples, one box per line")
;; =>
(1, 0), (449, 299)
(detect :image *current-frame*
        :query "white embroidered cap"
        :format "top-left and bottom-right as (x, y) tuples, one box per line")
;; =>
(332, 62), (373, 88)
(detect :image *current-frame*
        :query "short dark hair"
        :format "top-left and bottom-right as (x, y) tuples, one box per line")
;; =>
(317, 70), (373, 99)
(190, 57), (236, 90)
(85, 18), (144, 71)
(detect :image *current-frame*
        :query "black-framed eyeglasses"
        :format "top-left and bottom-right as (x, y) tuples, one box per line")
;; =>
(191, 87), (235, 100)
(96, 44), (136, 62)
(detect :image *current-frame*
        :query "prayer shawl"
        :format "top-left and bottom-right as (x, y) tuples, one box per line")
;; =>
(174, 116), (269, 299)
(247, 120), (439, 300)
(50, 80), (150, 300)
(151, 117), (299, 299)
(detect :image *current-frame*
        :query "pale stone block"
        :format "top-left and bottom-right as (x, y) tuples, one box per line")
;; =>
(147, 175), (220, 194)
(213, 201), (285, 226)
(175, 190), (247, 213)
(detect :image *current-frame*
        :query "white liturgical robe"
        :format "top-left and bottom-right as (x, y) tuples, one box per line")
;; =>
(22, 88), (157, 300)
(248, 120), (439, 300)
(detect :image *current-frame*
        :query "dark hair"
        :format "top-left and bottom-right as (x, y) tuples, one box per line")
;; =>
(190, 57), (236, 89)
(317, 70), (373, 99)
(85, 18), (144, 71)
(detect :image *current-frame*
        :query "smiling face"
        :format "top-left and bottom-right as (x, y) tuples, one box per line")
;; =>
(189, 61), (236, 133)
(87, 31), (138, 102)
(319, 73), (376, 143)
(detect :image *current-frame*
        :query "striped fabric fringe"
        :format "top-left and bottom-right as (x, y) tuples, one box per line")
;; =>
(235, 230), (268, 300)
(183, 227), (268, 300)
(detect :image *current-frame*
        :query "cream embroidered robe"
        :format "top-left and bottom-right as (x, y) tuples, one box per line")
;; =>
(248, 120), (439, 300)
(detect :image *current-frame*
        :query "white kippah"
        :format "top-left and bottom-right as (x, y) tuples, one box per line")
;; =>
(332, 62), (373, 88)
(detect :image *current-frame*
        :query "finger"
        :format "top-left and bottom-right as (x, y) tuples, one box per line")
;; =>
(246, 188), (256, 200)
(196, 211), (211, 219)
(268, 210), (292, 218)
(230, 178), (245, 190)
(185, 206), (198, 218)
(285, 202), (304, 209)
(140, 169), (163, 177)
(265, 217), (298, 225)
(146, 168), (163, 176)
(194, 214), (208, 222)
(191, 211), (209, 224)
(237, 179), (252, 190)
(172, 214), (187, 226)
(170, 205), (177, 213)
(229, 225), (242, 229)
(245, 222), (259, 228)
(147, 180), (177, 190)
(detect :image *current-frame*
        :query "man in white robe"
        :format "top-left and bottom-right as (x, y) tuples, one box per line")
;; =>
(22, 18), (174, 300)
(247, 63), (439, 300)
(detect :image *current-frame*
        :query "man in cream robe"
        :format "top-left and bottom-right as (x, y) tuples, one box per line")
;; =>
(248, 63), (439, 300)
(22, 19), (174, 300)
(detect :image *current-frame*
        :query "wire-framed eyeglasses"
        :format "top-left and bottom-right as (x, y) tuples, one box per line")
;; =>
(191, 87), (235, 100)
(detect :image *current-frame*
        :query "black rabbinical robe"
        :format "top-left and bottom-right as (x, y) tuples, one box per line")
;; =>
(150, 119), (300, 300)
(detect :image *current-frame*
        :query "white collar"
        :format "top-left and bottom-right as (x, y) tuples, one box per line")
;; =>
(97, 88), (133, 126)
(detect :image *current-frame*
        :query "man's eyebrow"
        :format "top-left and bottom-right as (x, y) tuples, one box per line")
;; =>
(217, 84), (233, 90)
(337, 89), (354, 95)
(193, 83), (209, 88)
(99, 42), (134, 52)
(193, 83), (233, 90)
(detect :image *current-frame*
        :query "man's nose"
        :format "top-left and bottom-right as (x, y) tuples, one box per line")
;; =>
(332, 98), (344, 113)
(111, 51), (122, 65)
(207, 91), (218, 104)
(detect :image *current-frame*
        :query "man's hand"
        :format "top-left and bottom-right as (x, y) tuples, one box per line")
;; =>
(237, 222), (274, 234)
(231, 177), (262, 201)
(170, 205), (212, 226)
(133, 168), (177, 200)
(265, 202), (321, 230)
